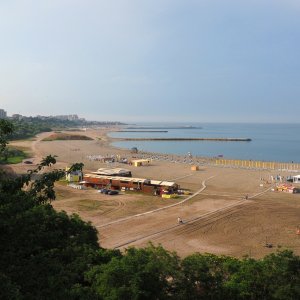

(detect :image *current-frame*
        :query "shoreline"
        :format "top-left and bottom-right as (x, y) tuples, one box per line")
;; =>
(104, 129), (300, 169)
(9, 128), (300, 258)
(107, 123), (300, 163)
(104, 129), (213, 162)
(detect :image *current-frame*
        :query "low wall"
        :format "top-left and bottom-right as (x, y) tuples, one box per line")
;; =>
(215, 159), (300, 171)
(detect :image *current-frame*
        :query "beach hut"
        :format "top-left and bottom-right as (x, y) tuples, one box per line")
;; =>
(65, 167), (83, 182)
(131, 159), (151, 167)
(93, 168), (132, 177)
(292, 175), (300, 183)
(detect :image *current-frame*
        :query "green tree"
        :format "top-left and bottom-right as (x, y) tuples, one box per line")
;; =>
(0, 119), (14, 152)
(176, 253), (240, 300)
(225, 250), (300, 300)
(0, 120), (107, 299)
(86, 244), (181, 300)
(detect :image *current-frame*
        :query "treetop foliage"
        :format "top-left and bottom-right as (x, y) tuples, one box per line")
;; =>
(0, 119), (14, 152)
(5, 117), (126, 141)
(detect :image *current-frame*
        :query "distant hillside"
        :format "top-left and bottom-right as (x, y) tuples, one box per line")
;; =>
(6, 117), (125, 140)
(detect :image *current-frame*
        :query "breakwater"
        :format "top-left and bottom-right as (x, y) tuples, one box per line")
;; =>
(120, 137), (252, 142)
(110, 123), (300, 162)
(126, 126), (202, 129)
(117, 130), (168, 133)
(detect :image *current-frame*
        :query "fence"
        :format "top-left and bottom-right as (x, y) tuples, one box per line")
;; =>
(215, 159), (300, 172)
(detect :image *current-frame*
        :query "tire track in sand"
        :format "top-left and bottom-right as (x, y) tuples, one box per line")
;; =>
(113, 186), (273, 249)
(96, 176), (215, 229)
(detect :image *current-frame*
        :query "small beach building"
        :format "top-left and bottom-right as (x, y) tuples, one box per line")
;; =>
(65, 167), (83, 182)
(292, 175), (300, 183)
(131, 159), (151, 167)
(92, 167), (132, 177)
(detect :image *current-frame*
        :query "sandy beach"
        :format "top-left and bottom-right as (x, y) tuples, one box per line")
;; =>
(9, 127), (300, 258)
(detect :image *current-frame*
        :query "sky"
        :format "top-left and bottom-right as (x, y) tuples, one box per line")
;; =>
(0, 0), (300, 123)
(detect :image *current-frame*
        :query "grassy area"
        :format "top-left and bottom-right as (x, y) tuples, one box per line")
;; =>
(42, 133), (93, 141)
(8, 145), (31, 152)
(76, 199), (118, 212)
(0, 146), (29, 164)
(6, 156), (27, 164)
(77, 199), (104, 211)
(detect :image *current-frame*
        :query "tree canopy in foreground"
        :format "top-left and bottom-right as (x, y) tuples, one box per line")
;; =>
(0, 119), (299, 299)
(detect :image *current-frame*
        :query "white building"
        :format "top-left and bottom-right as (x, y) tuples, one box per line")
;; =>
(0, 109), (7, 119)
(292, 175), (300, 183)
(65, 167), (83, 182)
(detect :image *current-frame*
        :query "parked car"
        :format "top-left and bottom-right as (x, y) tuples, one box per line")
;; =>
(108, 190), (119, 195)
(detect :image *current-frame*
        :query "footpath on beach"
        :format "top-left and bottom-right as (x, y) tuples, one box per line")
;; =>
(112, 184), (274, 249)
(97, 175), (273, 231)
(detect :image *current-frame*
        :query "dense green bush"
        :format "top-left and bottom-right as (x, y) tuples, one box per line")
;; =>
(0, 147), (28, 164)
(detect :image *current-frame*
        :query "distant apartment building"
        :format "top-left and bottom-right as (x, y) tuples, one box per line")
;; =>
(12, 114), (24, 120)
(0, 109), (7, 119)
(54, 114), (79, 121)
(36, 115), (49, 120)
(35, 114), (83, 121)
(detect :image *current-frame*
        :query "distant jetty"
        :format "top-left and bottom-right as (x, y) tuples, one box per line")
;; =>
(117, 130), (168, 133)
(120, 138), (252, 142)
(126, 126), (202, 130)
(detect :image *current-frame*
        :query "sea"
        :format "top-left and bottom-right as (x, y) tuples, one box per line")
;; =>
(108, 123), (300, 163)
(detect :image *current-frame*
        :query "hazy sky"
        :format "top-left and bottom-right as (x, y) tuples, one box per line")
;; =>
(0, 0), (300, 122)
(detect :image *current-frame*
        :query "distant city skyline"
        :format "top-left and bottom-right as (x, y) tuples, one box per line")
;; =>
(1, 1), (300, 123)
(3, 108), (300, 124)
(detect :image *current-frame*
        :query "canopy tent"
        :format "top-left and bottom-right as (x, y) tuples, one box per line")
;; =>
(292, 175), (300, 183)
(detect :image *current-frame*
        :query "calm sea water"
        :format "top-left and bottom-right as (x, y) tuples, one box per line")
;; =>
(108, 123), (300, 163)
